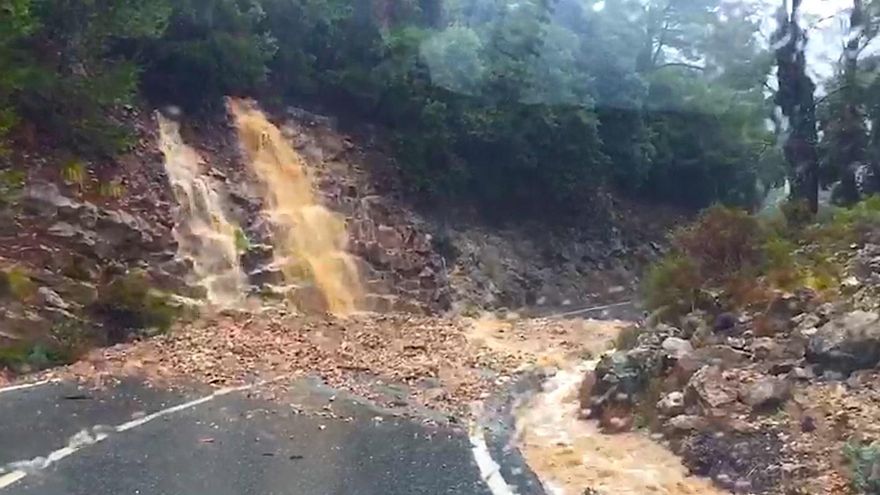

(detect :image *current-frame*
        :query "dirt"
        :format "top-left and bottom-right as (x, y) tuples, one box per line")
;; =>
(41, 311), (624, 420)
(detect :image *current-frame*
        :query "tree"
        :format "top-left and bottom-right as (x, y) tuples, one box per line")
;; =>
(773, 0), (819, 213)
(137, 0), (275, 110)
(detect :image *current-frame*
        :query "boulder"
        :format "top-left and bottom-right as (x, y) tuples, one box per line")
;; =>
(750, 337), (786, 360)
(376, 225), (403, 250)
(666, 414), (709, 432)
(806, 311), (880, 373)
(687, 365), (739, 412)
(657, 391), (686, 416)
(662, 337), (694, 360)
(37, 287), (69, 310)
(739, 377), (791, 410)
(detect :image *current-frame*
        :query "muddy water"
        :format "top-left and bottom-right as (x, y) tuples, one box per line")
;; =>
(227, 98), (363, 315)
(515, 362), (724, 495)
(489, 317), (726, 495)
(157, 113), (246, 306)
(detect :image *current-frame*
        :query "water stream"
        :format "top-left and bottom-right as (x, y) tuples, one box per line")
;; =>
(514, 359), (725, 495)
(227, 98), (364, 315)
(157, 113), (247, 307)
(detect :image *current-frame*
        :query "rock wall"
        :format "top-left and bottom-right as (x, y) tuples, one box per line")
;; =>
(191, 105), (677, 315)
(0, 107), (186, 362)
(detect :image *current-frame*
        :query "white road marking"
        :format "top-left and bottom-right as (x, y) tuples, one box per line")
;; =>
(0, 384), (252, 490)
(0, 380), (54, 396)
(550, 301), (633, 319)
(470, 425), (517, 495)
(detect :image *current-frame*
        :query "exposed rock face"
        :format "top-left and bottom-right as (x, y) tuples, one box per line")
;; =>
(806, 311), (880, 373)
(209, 105), (673, 314)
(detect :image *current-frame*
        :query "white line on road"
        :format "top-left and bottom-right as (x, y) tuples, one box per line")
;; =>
(0, 380), (54, 396)
(470, 425), (517, 495)
(0, 384), (253, 490)
(550, 300), (633, 319)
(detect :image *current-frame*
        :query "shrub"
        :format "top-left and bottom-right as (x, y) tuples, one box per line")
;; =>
(844, 440), (880, 494)
(92, 271), (179, 340)
(0, 342), (68, 372)
(0, 169), (25, 208)
(614, 324), (642, 351)
(644, 255), (701, 313)
(762, 235), (800, 290)
(673, 205), (763, 281)
(0, 266), (37, 301)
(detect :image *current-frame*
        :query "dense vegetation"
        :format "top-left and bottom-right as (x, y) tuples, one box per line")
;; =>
(0, 0), (878, 215)
(644, 197), (880, 319)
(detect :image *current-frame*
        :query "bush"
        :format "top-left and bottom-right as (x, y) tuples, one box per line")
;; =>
(844, 441), (880, 494)
(643, 201), (861, 314)
(644, 255), (701, 313)
(0, 266), (37, 301)
(0, 169), (25, 208)
(674, 205), (763, 280)
(92, 271), (179, 340)
(0, 342), (68, 372)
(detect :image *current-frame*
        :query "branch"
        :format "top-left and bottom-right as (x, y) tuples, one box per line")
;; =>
(652, 19), (671, 66)
(652, 62), (705, 71)
(815, 84), (848, 106)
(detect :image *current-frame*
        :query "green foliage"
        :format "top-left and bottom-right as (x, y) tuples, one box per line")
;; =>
(61, 160), (87, 190)
(0, 168), (25, 207)
(644, 197), (880, 314)
(138, 0), (275, 110)
(844, 440), (880, 494)
(0, 342), (68, 371)
(0, 0), (171, 155)
(0, 0), (795, 213)
(234, 227), (250, 253)
(93, 271), (179, 335)
(0, 265), (36, 301)
(644, 255), (700, 313)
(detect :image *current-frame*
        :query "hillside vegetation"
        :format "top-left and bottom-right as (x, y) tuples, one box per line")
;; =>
(0, 0), (787, 216)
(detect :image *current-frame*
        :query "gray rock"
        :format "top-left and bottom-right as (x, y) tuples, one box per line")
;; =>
(657, 391), (685, 416)
(693, 344), (749, 368)
(666, 414), (709, 432)
(806, 311), (880, 373)
(739, 377), (791, 410)
(37, 287), (69, 309)
(751, 337), (785, 360)
(662, 337), (694, 360)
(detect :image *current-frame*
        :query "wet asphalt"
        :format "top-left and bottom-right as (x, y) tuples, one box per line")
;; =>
(0, 378), (544, 495)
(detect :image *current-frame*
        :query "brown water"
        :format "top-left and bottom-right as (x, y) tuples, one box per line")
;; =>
(227, 98), (363, 315)
(514, 358), (726, 495)
(157, 113), (246, 307)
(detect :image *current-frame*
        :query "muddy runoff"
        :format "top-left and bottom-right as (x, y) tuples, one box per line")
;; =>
(467, 315), (725, 495)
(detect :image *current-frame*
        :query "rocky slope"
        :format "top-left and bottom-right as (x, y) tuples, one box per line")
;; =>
(0, 100), (674, 380)
(584, 241), (880, 494)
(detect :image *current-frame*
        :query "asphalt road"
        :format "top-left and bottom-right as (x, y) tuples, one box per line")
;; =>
(0, 379), (540, 495)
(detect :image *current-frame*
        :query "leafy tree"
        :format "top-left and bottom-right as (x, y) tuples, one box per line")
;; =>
(0, 0), (38, 150)
(137, 0), (275, 110)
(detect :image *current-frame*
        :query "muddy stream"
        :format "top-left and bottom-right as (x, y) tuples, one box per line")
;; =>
(469, 315), (724, 495)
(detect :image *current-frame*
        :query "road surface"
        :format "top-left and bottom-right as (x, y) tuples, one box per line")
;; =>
(0, 378), (543, 495)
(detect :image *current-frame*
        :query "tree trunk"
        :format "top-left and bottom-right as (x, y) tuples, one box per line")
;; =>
(774, 0), (820, 213)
